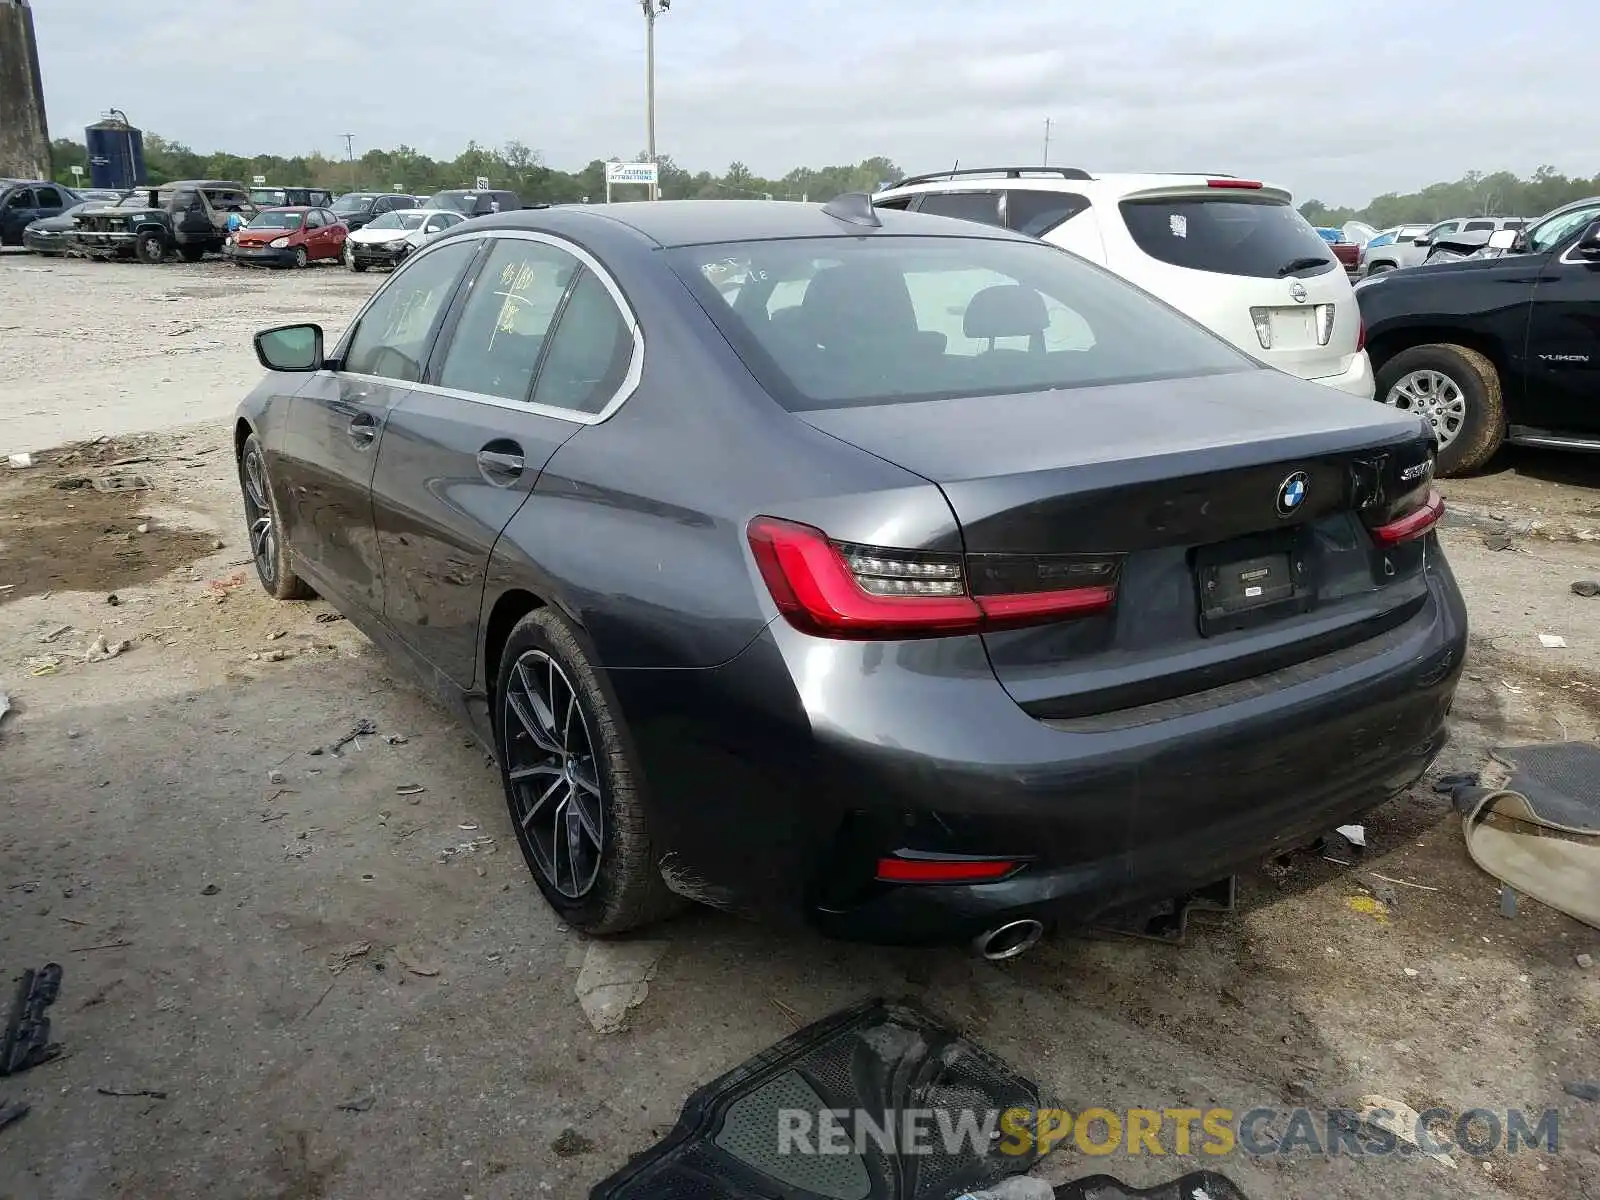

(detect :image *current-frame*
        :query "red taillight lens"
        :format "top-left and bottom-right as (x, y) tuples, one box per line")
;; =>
(875, 856), (1019, 883)
(1371, 489), (1444, 546)
(746, 517), (1117, 640)
(1207, 179), (1263, 189)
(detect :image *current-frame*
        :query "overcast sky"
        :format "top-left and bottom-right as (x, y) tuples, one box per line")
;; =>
(31, 0), (1587, 208)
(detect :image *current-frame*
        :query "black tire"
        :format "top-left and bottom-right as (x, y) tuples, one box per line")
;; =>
(495, 609), (684, 935)
(1365, 262), (1393, 276)
(238, 433), (314, 601)
(1375, 343), (1505, 476)
(179, 244), (205, 262)
(135, 231), (166, 264)
(292, 246), (308, 269)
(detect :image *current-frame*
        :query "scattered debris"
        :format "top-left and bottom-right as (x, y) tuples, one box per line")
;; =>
(267, 630), (286, 640)
(1564, 1081), (1600, 1102)
(200, 883), (220, 896)
(314, 612), (345, 624)
(394, 946), (440, 978)
(134, 523), (150, 535)
(395, 784), (426, 797)
(1345, 895), (1389, 923)
(1402, 967), (1420, 977)
(957, 1178), (1055, 1199)
(1368, 872), (1440, 893)
(1539, 633), (1568, 648)
(1577, 953), (1594, 970)
(267, 769), (285, 785)
(39, 625), (71, 643)
(1482, 532), (1515, 552)
(211, 538), (226, 550)
(96, 1086), (167, 1100)
(1432, 772), (1479, 797)
(325, 942), (372, 975)
(336, 1094), (375, 1113)
(551, 1128), (596, 1158)
(251, 649), (292, 663)
(1500, 885), (1519, 919)
(1, 964), (63, 1077)
(1335, 823), (1366, 848)
(90, 473), (151, 493)
(0, 1099), (29, 1133)
(575, 940), (668, 1033)
(71, 940), (131, 953)
(438, 837), (497, 862)
(1574, 581), (1600, 598)
(1352, 1095), (1455, 1169)
(1502, 680), (1525, 695)
(83, 636), (132, 663)
(207, 572), (247, 596)
(29, 653), (65, 674)
(1366, 879), (1400, 909)
(105, 594), (120, 607)
(384, 734), (409, 745)
(51, 476), (89, 490)
(327, 718), (376, 755)
(7, 453), (33, 469)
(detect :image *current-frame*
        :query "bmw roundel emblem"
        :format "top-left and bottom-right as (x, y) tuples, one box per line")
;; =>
(1276, 471), (1308, 517)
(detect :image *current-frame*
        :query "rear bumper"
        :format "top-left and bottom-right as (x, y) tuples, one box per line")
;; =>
(606, 542), (1466, 946)
(1309, 349), (1375, 401)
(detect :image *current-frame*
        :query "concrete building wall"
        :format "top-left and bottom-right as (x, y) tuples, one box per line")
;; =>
(0, 0), (51, 181)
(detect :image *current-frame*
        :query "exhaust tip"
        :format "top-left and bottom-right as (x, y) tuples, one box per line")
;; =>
(973, 919), (1044, 961)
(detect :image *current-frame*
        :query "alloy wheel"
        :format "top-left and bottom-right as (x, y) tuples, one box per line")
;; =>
(1383, 369), (1467, 449)
(240, 446), (277, 586)
(502, 650), (605, 899)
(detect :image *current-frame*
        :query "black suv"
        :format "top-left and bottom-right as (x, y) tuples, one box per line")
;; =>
(423, 189), (523, 216)
(70, 180), (251, 263)
(330, 191), (416, 231)
(250, 186), (335, 209)
(1358, 196), (1600, 474)
(1, 179), (79, 245)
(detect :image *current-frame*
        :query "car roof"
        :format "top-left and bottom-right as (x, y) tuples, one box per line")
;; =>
(260, 205), (315, 212)
(875, 169), (1293, 201)
(461, 198), (1035, 248)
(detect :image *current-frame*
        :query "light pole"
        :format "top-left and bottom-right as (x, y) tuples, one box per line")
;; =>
(641, 0), (669, 199)
(341, 133), (356, 193)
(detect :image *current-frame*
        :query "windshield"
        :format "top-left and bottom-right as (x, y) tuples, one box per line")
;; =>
(1120, 195), (1337, 279)
(669, 236), (1253, 411)
(1525, 203), (1600, 254)
(249, 211), (304, 230)
(367, 212), (427, 231)
(117, 191), (167, 209)
(250, 189), (286, 205)
(332, 194), (378, 214)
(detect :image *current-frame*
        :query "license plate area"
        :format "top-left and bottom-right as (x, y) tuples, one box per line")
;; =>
(1194, 527), (1316, 636)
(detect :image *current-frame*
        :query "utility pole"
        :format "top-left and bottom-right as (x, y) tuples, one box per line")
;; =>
(340, 133), (356, 192)
(1043, 118), (1052, 166)
(641, 0), (670, 200)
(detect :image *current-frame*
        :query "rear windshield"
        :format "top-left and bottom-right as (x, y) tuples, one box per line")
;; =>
(333, 194), (379, 214)
(1119, 195), (1337, 279)
(669, 236), (1254, 411)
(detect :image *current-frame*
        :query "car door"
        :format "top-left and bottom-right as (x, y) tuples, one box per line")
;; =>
(275, 239), (480, 616)
(321, 209), (347, 255)
(3, 187), (37, 242)
(370, 231), (638, 684)
(1522, 204), (1600, 435)
(34, 184), (67, 222)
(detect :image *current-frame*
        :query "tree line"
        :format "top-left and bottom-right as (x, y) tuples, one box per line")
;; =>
(46, 133), (1597, 222)
(1300, 166), (1600, 228)
(46, 133), (900, 205)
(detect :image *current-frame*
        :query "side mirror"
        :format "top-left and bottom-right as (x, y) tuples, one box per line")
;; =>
(1412, 236), (1433, 247)
(254, 323), (324, 372)
(1575, 218), (1600, 257)
(1486, 228), (1519, 251)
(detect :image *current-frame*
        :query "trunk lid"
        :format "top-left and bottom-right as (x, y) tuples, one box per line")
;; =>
(798, 370), (1437, 719)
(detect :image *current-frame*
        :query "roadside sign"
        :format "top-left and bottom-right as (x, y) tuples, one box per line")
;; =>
(474, 176), (491, 190)
(605, 162), (658, 186)
(392, 183), (404, 191)
(70, 165), (83, 178)
(251, 174), (267, 185)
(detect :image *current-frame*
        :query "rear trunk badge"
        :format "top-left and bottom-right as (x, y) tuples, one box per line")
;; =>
(1276, 471), (1308, 517)
(1289, 280), (1308, 303)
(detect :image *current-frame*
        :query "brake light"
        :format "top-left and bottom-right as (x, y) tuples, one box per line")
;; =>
(1314, 303), (1335, 347)
(747, 517), (1118, 639)
(1208, 179), (1263, 189)
(875, 856), (1019, 883)
(1371, 489), (1444, 546)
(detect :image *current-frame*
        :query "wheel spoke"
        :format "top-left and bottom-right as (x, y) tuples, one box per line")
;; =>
(515, 661), (562, 749)
(519, 773), (564, 829)
(568, 781), (603, 846)
(569, 757), (601, 796)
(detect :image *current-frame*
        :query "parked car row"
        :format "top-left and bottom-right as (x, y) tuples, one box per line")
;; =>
(1360, 215), (1527, 275)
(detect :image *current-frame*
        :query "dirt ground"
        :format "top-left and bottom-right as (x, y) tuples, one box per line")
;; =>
(1, 253), (1598, 1200)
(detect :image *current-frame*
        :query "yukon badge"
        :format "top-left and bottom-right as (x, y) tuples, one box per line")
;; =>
(1276, 471), (1308, 517)
(1289, 280), (1308, 303)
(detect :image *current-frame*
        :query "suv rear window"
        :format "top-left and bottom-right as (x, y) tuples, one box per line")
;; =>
(670, 236), (1252, 411)
(1119, 195), (1336, 279)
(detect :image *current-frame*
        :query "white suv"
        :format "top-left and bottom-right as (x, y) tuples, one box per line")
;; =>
(872, 168), (1373, 399)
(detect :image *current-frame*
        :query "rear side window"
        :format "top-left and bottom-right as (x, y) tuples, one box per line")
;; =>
(915, 191), (1004, 228)
(1004, 190), (1089, 237)
(436, 238), (578, 401)
(532, 270), (634, 414)
(1119, 196), (1336, 278)
(1463, 220), (1494, 233)
(670, 235), (1252, 411)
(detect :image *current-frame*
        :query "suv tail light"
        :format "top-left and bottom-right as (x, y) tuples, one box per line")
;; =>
(1370, 489), (1444, 546)
(747, 517), (1118, 640)
(1314, 303), (1336, 347)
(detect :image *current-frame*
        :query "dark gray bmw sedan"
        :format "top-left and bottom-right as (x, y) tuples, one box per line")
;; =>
(235, 197), (1465, 954)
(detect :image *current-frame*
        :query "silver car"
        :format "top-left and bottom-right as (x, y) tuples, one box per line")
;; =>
(1363, 216), (1525, 274)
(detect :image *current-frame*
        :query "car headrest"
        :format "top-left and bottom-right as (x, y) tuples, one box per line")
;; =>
(963, 284), (1049, 340)
(801, 263), (918, 341)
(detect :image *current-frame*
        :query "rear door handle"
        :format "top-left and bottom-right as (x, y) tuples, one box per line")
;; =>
(477, 443), (525, 486)
(348, 413), (378, 446)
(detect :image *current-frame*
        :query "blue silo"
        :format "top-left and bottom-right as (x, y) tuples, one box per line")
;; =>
(85, 111), (146, 190)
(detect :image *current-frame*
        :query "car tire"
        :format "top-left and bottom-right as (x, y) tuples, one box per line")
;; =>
(135, 231), (166, 264)
(238, 433), (314, 601)
(179, 244), (205, 262)
(291, 246), (309, 269)
(1366, 262), (1393, 275)
(1375, 344), (1505, 476)
(495, 608), (685, 936)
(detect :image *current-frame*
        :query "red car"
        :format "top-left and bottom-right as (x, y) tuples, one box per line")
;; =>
(225, 206), (347, 268)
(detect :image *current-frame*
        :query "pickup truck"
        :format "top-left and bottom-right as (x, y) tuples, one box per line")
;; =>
(1356, 195), (1600, 474)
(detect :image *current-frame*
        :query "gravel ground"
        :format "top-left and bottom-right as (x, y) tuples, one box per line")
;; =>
(1, 253), (1598, 1200)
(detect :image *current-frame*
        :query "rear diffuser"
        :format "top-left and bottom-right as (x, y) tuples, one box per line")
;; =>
(590, 997), (1044, 1200)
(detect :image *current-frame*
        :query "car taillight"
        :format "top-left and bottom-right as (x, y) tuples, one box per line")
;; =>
(875, 856), (1020, 884)
(746, 517), (1118, 640)
(1371, 489), (1444, 546)
(1314, 303), (1335, 347)
(1249, 307), (1273, 350)
(1207, 179), (1263, 189)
